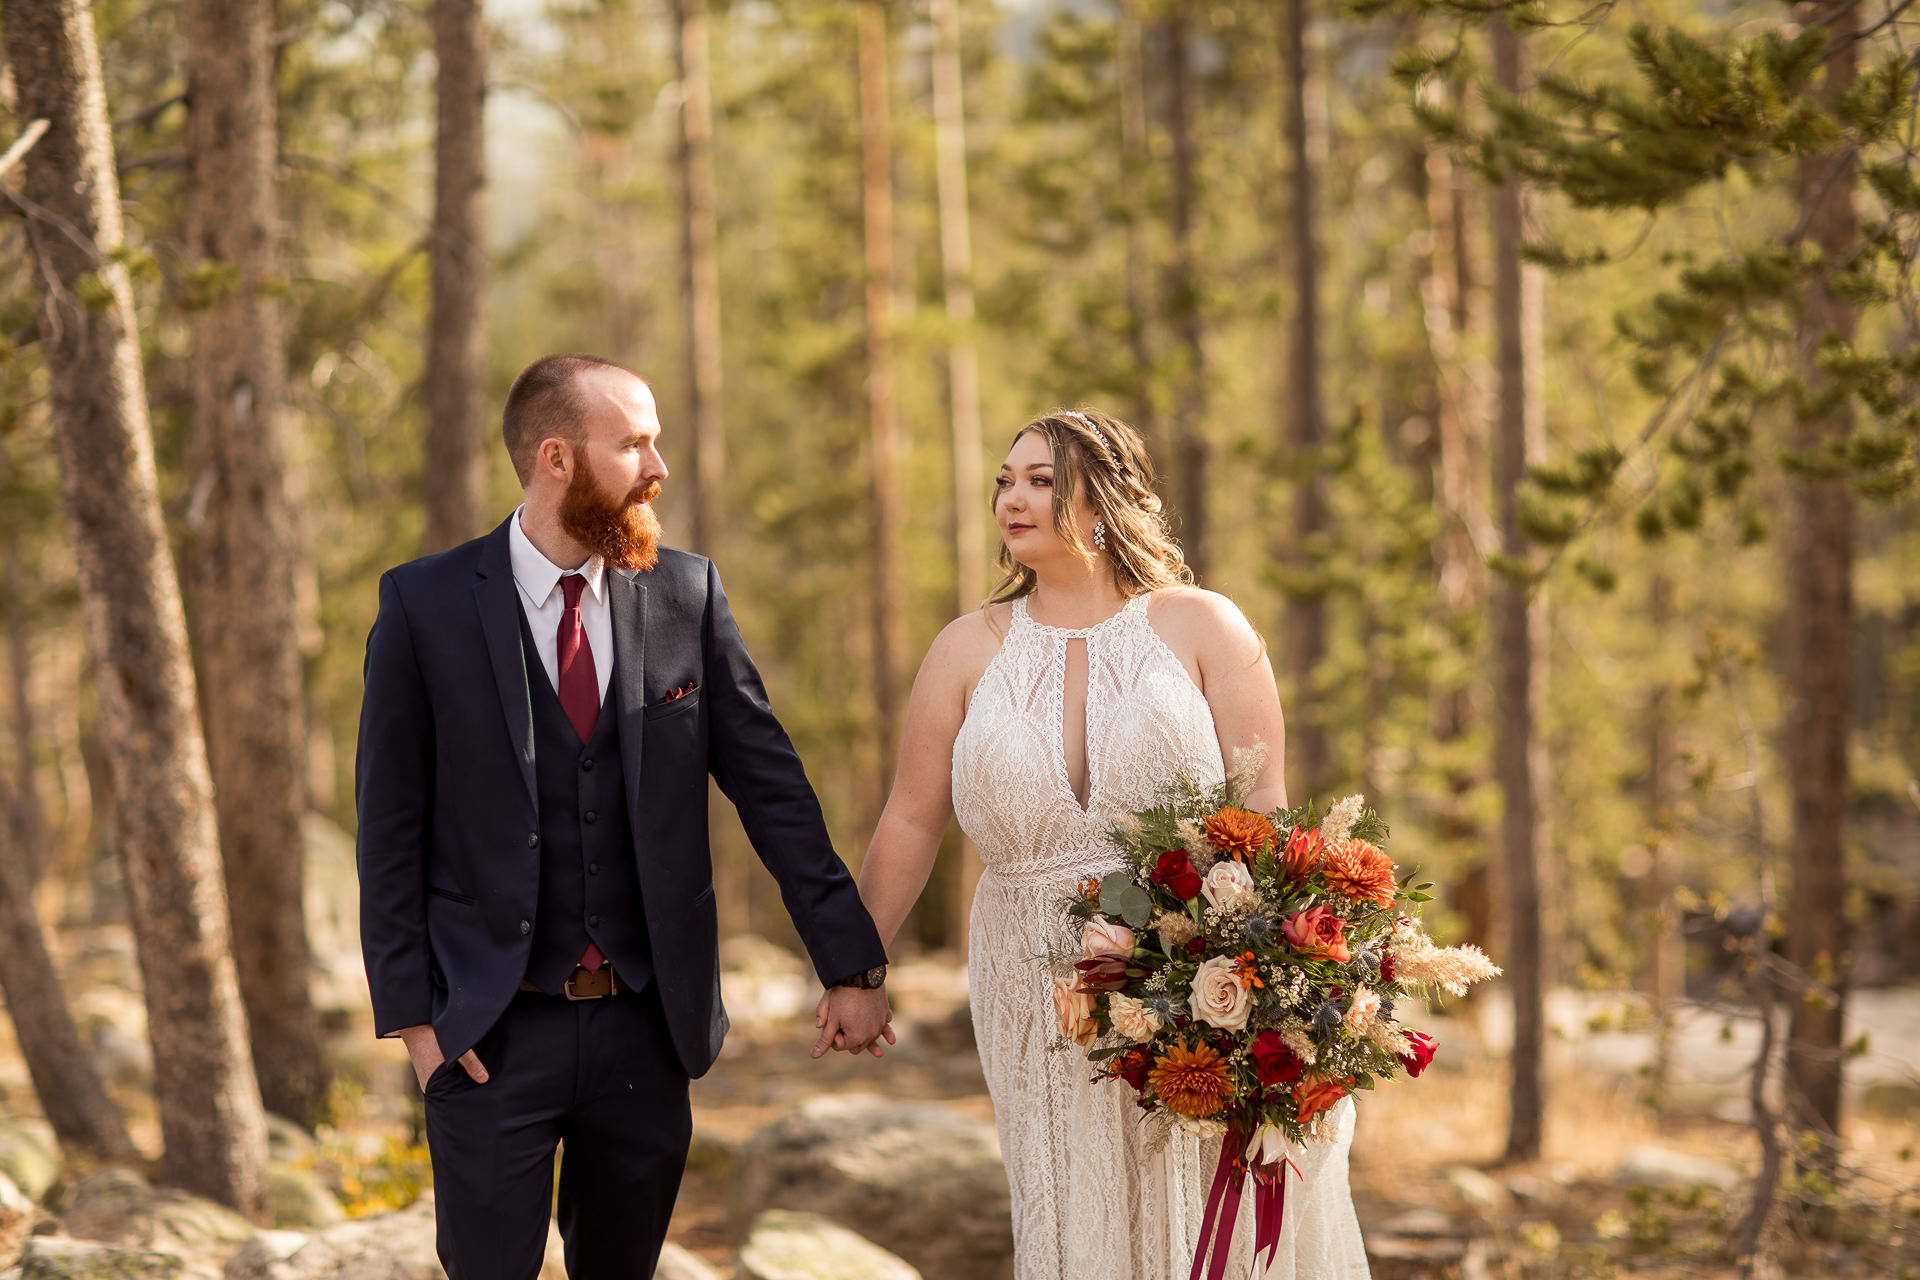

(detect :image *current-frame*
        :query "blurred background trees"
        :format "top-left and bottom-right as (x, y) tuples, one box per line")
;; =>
(0, 0), (1916, 1250)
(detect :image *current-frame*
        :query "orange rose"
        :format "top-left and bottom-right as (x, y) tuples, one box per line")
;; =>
(1293, 1074), (1351, 1125)
(1282, 904), (1352, 963)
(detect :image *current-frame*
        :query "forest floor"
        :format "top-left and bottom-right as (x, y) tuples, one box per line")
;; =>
(2, 925), (1916, 1279)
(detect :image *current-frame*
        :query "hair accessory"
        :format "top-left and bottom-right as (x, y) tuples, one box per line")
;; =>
(1060, 410), (1121, 470)
(1093, 519), (1108, 551)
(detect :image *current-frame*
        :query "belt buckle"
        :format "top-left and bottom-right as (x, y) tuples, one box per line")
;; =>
(563, 968), (600, 1001)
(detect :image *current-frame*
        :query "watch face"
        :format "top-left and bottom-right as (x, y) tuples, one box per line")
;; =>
(866, 965), (887, 988)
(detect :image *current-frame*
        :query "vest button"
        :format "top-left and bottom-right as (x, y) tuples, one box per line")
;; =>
(584, 810), (597, 824)
(589, 862), (600, 875)
(589, 914), (601, 928)
(519, 919), (531, 935)
(527, 832), (540, 848)
(581, 757), (594, 771)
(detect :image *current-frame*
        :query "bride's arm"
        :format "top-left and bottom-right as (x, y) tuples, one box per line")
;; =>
(1164, 589), (1290, 811)
(855, 616), (979, 951)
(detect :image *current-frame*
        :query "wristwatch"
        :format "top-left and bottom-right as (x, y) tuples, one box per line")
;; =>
(833, 963), (888, 990)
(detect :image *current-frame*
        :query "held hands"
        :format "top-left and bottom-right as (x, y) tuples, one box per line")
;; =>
(811, 985), (896, 1060)
(396, 1024), (489, 1091)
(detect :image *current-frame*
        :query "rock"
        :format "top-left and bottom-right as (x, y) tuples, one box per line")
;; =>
(303, 814), (370, 1016)
(719, 936), (811, 1026)
(735, 1094), (1010, 1280)
(0, 1121), (61, 1204)
(1365, 1235), (1468, 1263)
(261, 1119), (315, 1167)
(89, 1025), (154, 1090)
(1444, 1166), (1511, 1214)
(1377, 1206), (1467, 1238)
(653, 1243), (721, 1280)
(2, 1171), (37, 1261)
(265, 1168), (343, 1230)
(1617, 1145), (1741, 1193)
(1503, 1173), (1557, 1202)
(738, 1211), (919, 1280)
(16, 1237), (184, 1280)
(221, 1195), (439, 1280)
(59, 1168), (254, 1277)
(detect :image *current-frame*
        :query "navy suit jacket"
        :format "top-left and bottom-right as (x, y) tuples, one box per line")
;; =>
(354, 518), (886, 1076)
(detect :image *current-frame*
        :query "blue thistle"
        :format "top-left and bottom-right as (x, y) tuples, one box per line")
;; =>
(1242, 912), (1278, 945)
(1144, 993), (1187, 1024)
(1312, 999), (1345, 1036)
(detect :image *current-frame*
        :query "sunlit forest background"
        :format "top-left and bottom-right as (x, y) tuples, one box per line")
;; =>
(0, 0), (1916, 1274)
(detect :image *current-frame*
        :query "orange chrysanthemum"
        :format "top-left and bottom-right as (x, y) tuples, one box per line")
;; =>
(1203, 806), (1277, 862)
(1231, 951), (1265, 989)
(1149, 1041), (1237, 1117)
(1322, 838), (1398, 907)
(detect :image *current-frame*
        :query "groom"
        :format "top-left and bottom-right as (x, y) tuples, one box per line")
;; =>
(356, 353), (892, 1278)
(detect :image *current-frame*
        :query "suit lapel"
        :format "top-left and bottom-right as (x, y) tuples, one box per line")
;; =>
(474, 521), (537, 807)
(609, 568), (649, 819)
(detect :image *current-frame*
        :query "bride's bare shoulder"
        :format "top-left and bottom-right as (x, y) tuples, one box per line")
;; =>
(1145, 587), (1263, 660)
(926, 603), (1013, 674)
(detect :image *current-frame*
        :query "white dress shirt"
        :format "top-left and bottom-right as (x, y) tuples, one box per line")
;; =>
(508, 505), (613, 705)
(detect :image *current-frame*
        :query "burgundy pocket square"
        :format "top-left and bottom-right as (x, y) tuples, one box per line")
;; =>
(661, 682), (697, 704)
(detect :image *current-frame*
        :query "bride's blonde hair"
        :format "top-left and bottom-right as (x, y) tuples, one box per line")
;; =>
(987, 409), (1192, 604)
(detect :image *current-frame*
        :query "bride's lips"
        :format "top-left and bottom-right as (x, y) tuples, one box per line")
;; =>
(1004, 521), (1036, 535)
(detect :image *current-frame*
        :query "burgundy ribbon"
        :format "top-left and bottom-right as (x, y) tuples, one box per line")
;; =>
(1189, 1127), (1301, 1280)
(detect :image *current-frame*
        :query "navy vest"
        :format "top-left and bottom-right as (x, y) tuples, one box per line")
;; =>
(518, 608), (652, 993)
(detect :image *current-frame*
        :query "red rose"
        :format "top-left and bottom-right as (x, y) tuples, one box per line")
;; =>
(1379, 952), (1396, 982)
(1399, 1030), (1436, 1078)
(1250, 1030), (1306, 1089)
(1112, 1046), (1153, 1092)
(1184, 937), (1208, 957)
(1150, 849), (1204, 901)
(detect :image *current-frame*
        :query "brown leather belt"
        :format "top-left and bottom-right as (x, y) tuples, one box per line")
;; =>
(520, 967), (631, 1000)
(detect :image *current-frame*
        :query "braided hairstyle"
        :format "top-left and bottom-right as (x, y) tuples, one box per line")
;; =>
(987, 408), (1193, 604)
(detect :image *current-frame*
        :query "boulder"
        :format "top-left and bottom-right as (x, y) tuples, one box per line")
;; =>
(738, 1211), (918, 1280)
(1, 1170), (36, 1262)
(58, 1169), (254, 1279)
(1376, 1206), (1468, 1238)
(15, 1237), (184, 1280)
(1443, 1166), (1511, 1214)
(264, 1168), (343, 1230)
(0, 1121), (60, 1204)
(735, 1094), (1010, 1280)
(221, 1195), (439, 1280)
(718, 936), (811, 1026)
(653, 1244), (721, 1280)
(261, 1120), (315, 1168)
(1617, 1146), (1741, 1193)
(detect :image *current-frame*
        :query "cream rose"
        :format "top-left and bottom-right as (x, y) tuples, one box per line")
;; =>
(1081, 918), (1137, 962)
(1200, 859), (1260, 914)
(1175, 1113), (1230, 1140)
(1188, 955), (1254, 1032)
(1343, 985), (1382, 1033)
(1052, 974), (1098, 1047)
(1108, 992), (1159, 1043)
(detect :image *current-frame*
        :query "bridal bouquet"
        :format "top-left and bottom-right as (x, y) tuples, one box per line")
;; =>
(1054, 748), (1500, 1277)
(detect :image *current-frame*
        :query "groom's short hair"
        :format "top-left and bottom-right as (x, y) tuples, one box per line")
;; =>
(502, 353), (647, 484)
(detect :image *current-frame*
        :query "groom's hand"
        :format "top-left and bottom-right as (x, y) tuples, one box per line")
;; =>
(397, 1024), (490, 1091)
(812, 987), (895, 1060)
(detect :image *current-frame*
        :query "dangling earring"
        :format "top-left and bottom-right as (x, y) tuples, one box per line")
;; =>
(1093, 519), (1107, 551)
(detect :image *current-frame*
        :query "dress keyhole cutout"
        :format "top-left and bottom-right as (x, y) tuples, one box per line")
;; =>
(1062, 636), (1091, 811)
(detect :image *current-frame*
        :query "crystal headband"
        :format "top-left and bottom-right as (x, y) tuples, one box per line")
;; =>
(1060, 410), (1121, 471)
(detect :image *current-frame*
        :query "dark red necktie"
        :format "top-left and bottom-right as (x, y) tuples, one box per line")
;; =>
(556, 573), (606, 973)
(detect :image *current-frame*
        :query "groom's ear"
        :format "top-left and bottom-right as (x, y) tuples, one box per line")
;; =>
(536, 436), (573, 482)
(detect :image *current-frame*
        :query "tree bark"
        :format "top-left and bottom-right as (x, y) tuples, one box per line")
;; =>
(1117, 4), (1157, 436)
(1280, 0), (1329, 796)
(2, 0), (269, 1215)
(1644, 574), (1683, 1106)
(1490, 16), (1545, 1165)
(182, 0), (327, 1126)
(931, 0), (985, 953)
(1783, 0), (1857, 1165)
(424, 0), (488, 554)
(1162, 0), (1209, 580)
(858, 0), (905, 796)
(0, 531), (134, 1159)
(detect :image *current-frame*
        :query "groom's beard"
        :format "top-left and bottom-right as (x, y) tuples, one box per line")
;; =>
(559, 461), (661, 572)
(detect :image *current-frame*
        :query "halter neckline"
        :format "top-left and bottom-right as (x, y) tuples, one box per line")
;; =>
(1012, 593), (1148, 640)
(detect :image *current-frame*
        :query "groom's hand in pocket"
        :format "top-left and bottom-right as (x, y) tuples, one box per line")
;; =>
(397, 1024), (490, 1091)
(812, 987), (895, 1060)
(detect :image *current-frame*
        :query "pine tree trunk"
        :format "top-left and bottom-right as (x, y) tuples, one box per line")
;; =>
(1490, 16), (1545, 1165)
(858, 0), (905, 799)
(1117, 4), (1157, 435)
(1644, 574), (1682, 1106)
(1783, 0), (1857, 1164)
(1162, 1), (1209, 580)
(424, 0), (488, 554)
(2, 0), (270, 1215)
(0, 540), (134, 1159)
(182, 0), (327, 1127)
(1281, 0), (1329, 796)
(931, 0), (985, 953)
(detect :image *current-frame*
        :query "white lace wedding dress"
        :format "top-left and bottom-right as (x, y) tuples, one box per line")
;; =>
(952, 594), (1371, 1280)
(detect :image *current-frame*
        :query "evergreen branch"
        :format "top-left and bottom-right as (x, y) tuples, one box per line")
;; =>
(282, 154), (426, 228)
(0, 121), (48, 183)
(112, 95), (184, 134)
(1828, 0), (1917, 59)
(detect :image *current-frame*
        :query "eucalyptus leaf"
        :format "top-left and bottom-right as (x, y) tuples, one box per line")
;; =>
(1097, 871), (1135, 918)
(1117, 884), (1155, 928)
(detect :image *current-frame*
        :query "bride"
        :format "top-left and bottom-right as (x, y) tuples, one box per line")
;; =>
(823, 409), (1371, 1279)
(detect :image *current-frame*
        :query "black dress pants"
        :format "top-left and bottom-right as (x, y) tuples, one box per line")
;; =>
(423, 982), (691, 1280)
